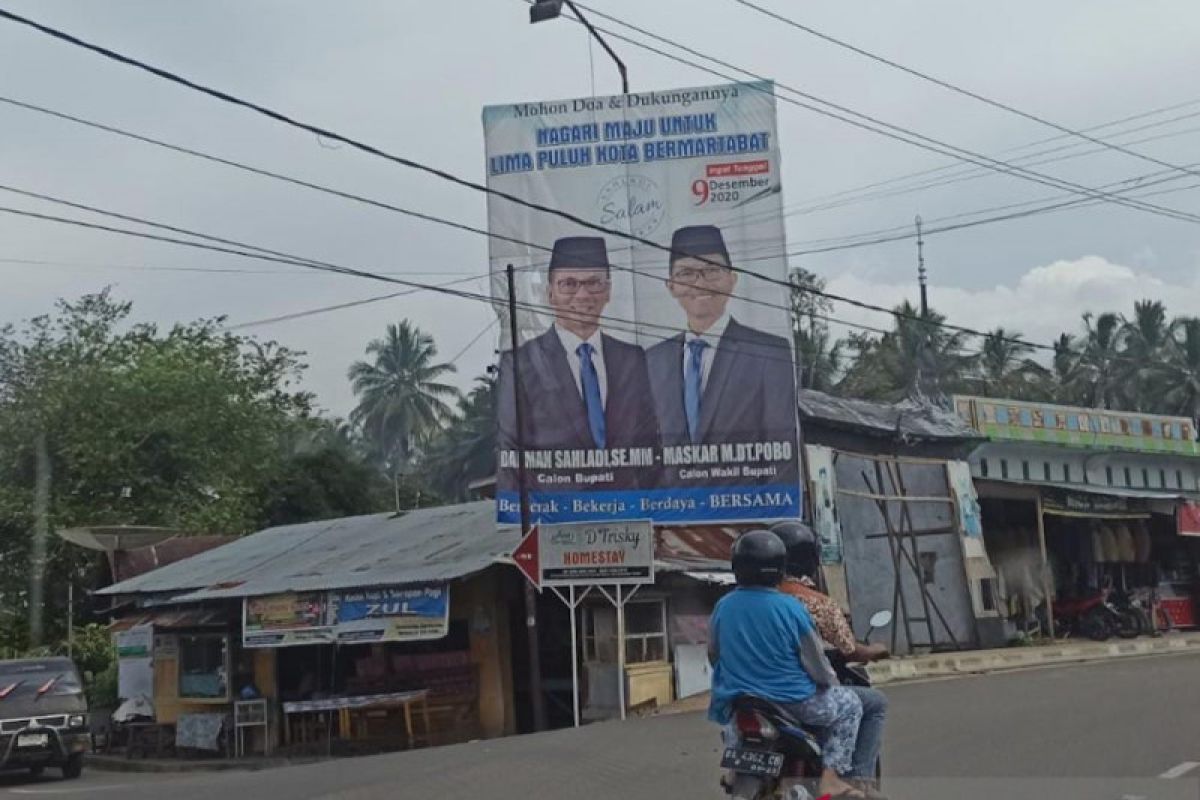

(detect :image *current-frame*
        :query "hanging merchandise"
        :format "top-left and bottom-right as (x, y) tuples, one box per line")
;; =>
(1091, 525), (1106, 564)
(1134, 521), (1153, 564)
(1100, 524), (1121, 563)
(1115, 523), (1137, 564)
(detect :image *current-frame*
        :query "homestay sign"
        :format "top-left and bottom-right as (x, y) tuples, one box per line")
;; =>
(515, 519), (655, 588)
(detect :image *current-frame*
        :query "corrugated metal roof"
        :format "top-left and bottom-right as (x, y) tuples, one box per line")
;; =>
(975, 477), (1188, 501)
(798, 389), (980, 441)
(98, 501), (516, 601)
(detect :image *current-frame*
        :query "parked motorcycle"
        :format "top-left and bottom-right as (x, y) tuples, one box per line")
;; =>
(1051, 588), (1138, 641)
(719, 610), (892, 800)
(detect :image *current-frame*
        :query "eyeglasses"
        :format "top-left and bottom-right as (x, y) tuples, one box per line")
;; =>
(673, 266), (731, 284)
(553, 277), (610, 295)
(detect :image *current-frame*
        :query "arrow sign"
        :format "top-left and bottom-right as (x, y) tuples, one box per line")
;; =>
(511, 524), (540, 589)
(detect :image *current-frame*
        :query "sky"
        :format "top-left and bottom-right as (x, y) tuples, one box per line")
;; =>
(2, 0), (1199, 416)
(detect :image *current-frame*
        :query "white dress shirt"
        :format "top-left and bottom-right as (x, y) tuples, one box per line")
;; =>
(554, 324), (608, 408)
(681, 314), (730, 392)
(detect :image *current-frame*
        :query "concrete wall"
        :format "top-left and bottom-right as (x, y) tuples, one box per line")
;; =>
(834, 452), (977, 654)
(451, 568), (516, 739)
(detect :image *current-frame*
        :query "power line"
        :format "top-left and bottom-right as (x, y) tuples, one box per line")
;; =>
(557, 1), (1200, 225)
(777, 96), (1200, 216)
(447, 319), (499, 365)
(0, 254), (479, 277)
(5, 0), (1200, 285)
(0, 199), (1184, 380)
(733, 0), (1200, 183)
(221, 274), (490, 331)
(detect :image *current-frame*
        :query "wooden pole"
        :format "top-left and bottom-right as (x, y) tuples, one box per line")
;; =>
(1035, 496), (1056, 639)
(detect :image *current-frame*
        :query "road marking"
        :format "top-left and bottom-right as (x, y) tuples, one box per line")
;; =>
(1160, 761), (1200, 779)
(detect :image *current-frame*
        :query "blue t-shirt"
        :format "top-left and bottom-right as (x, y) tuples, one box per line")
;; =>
(707, 586), (817, 724)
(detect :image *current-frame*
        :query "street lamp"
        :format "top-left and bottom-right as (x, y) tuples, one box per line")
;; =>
(529, 0), (629, 95)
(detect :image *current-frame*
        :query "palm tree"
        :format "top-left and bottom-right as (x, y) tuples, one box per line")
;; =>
(1160, 317), (1200, 420)
(973, 328), (1050, 400)
(1119, 300), (1170, 411)
(835, 302), (975, 403)
(348, 321), (458, 509)
(789, 268), (842, 392)
(424, 374), (497, 501)
(1070, 312), (1123, 409)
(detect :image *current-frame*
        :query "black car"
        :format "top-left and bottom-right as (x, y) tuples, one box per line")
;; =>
(0, 657), (89, 779)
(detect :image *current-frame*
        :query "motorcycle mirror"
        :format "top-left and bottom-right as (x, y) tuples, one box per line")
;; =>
(869, 610), (893, 630)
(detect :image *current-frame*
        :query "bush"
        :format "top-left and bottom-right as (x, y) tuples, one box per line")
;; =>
(87, 660), (119, 710)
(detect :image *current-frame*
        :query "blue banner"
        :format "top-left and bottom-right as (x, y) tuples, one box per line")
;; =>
(333, 585), (449, 643)
(497, 483), (800, 525)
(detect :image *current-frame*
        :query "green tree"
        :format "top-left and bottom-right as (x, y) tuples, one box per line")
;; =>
(836, 301), (975, 403)
(1069, 312), (1124, 409)
(424, 373), (498, 501)
(1159, 317), (1200, 420)
(1118, 300), (1170, 411)
(973, 328), (1050, 400)
(348, 321), (458, 510)
(0, 291), (312, 646)
(789, 268), (842, 392)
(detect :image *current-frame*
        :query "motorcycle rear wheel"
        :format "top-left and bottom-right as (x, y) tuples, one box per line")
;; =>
(1080, 609), (1113, 641)
(728, 774), (764, 800)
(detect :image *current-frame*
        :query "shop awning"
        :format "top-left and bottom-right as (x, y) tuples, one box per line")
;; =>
(975, 478), (1188, 518)
(108, 607), (227, 632)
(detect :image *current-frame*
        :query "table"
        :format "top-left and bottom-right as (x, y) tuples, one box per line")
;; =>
(283, 690), (429, 749)
(234, 699), (270, 757)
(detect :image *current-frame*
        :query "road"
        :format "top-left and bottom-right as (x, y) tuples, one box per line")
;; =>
(4, 653), (1199, 800)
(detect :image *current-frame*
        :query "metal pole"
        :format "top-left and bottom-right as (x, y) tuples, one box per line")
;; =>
(916, 214), (928, 316)
(66, 584), (73, 660)
(616, 585), (626, 721)
(569, 585), (580, 727)
(507, 263), (547, 732)
(1034, 497), (1056, 639)
(563, 0), (629, 94)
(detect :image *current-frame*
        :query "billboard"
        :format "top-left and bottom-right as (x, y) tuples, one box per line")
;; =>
(333, 585), (450, 644)
(242, 586), (451, 648)
(483, 81), (801, 525)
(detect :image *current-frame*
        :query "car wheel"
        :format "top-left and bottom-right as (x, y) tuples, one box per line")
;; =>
(61, 754), (83, 780)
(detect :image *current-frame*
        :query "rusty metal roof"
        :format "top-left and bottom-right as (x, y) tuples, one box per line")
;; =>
(98, 501), (517, 601)
(798, 389), (980, 441)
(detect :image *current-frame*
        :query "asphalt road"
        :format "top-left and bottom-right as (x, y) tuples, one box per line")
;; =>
(4, 653), (1200, 800)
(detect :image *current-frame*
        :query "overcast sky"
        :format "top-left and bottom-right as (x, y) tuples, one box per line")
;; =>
(2, 1), (1199, 416)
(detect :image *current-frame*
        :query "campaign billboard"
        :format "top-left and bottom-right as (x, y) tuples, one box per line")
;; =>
(483, 80), (801, 525)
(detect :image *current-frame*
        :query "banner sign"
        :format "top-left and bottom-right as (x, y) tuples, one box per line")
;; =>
(243, 592), (332, 648)
(804, 445), (843, 564)
(1178, 502), (1200, 537)
(539, 520), (654, 586)
(333, 586), (450, 643)
(243, 587), (450, 647)
(483, 81), (801, 525)
(114, 624), (154, 700)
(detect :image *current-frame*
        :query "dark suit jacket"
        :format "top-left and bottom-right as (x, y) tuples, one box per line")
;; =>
(497, 327), (660, 491)
(646, 317), (799, 486)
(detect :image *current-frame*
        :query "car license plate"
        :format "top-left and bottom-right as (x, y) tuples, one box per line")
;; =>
(721, 746), (784, 777)
(17, 733), (49, 748)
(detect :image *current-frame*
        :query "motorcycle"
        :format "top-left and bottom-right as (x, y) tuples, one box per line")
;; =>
(1052, 586), (1139, 641)
(719, 610), (891, 800)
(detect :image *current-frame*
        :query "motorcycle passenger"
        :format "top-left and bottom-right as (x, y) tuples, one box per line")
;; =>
(709, 529), (866, 799)
(772, 521), (890, 797)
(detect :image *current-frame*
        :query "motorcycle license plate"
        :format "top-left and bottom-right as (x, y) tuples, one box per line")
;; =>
(721, 747), (784, 777)
(17, 733), (49, 748)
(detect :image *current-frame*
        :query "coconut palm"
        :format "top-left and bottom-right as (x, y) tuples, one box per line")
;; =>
(1070, 312), (1123, 409)
(1160, 317), (1200, 420)
(1118, 300), (1170, 411)
(973, 328), (1050, 400)
(424, 374), (498, 501)
(348, 321), (458, 507)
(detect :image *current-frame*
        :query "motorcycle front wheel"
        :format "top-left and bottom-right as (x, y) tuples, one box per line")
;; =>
(1080, 609), (1113, 641)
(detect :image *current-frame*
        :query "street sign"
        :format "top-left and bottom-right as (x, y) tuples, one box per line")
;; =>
(540, 519), (654, 587)
(512, 525), (541, 588)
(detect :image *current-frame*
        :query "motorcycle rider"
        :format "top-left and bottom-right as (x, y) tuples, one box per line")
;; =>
(709, 529), (866, 799)
(771, 521), (890, 798)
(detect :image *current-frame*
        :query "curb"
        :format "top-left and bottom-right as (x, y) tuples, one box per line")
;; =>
(86, 754), (319, 774)
(867, 632), (1200, 685)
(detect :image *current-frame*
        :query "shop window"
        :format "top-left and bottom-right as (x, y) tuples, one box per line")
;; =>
(1062, 464), (1071, 483)
(1000, 459), (1009, 479)
(1124, 467), (1132, 486)
(1043, 463), (1052, 481)
(1021, 461), (1030, 480)
(583, 600), (668, 665)
(178, 634), (230, 700)
(1106, 466), (1114, 486)
(979, 459), (989, 477)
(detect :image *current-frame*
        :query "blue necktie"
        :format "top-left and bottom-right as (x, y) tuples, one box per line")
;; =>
(577, 342), (607, 449)
(684, 338), (708, 443)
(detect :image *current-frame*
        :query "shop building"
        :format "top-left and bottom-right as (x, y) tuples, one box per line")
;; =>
(953, 396), (1200, 638)
(796, 390), (1002, 653)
